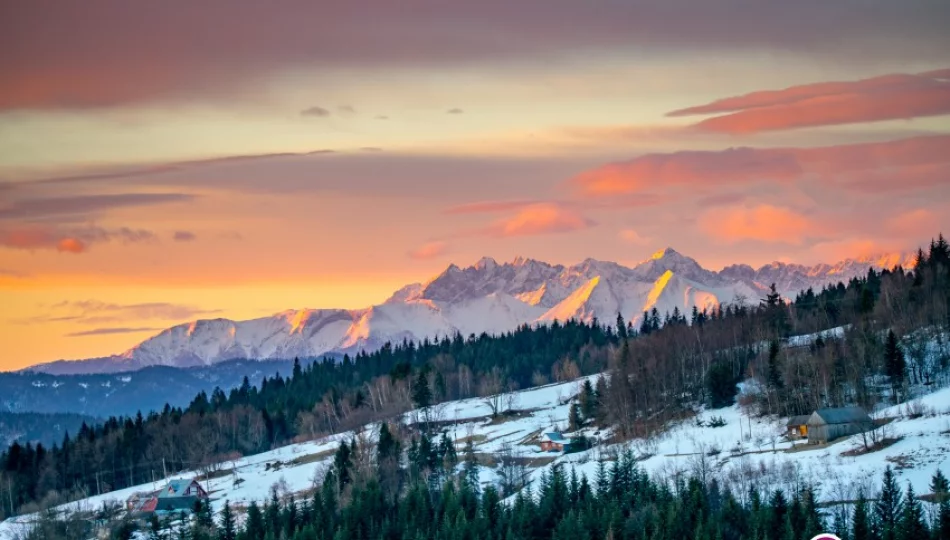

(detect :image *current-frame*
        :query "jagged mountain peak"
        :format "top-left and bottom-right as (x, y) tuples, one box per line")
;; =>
(24, 247), (920, 374)
(473, 256), (498, 270)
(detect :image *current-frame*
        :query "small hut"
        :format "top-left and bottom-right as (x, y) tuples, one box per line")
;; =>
(540, 432), (569, 452)
(806, 407), (874, 444)
(785, 415), (811, 439)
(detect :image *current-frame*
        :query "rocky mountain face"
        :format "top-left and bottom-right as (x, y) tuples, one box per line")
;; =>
(25, 249), (913, 375)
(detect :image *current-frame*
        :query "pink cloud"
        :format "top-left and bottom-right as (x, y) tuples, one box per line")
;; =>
(886, 208), (942, 236)
(2, 3), (947, 110)
(443, 200), (537, 215)
(572, 135), (950, 196)
(571, 147), (802, 196)
(619, 229), (650, 245)
(810, 238), (907, 262)
(668, 70), (950, 134)
(487, 203), (595, 237)
(0, 226), (155, 254)
(408, 241), (448, 260)
(699, 204), (819, 245)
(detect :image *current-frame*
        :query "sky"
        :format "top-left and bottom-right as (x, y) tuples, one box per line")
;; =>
(1, 1), (950, 370)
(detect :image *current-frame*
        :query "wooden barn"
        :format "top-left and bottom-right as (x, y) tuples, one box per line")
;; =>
(806, 407), (874, 444)
(785, 415), (811, 439)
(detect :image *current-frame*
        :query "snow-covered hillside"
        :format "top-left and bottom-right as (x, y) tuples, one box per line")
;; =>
(4, 368), (949, 539)
(28, 249), (913, 374)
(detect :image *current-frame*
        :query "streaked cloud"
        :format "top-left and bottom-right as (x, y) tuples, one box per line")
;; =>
(486, 203), (595, 237)
(300, 106), (331, 117)
(0, 193), (195, 221)
(3, 2), (947, 111)
(0, 225), (156, 254)
(669, 69), (950, 134)
(408, 241), (448, 260)
(443, 200), (538, 215)
(572, 135), (950, 196)
(173, 230), (197, 242)
(447, 108), (465, 115)
(39, 300), (221, 324)
(65, 327), (161, 338)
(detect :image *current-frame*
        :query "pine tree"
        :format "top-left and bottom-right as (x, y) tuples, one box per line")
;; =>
(767, 340), (784, 390)
(931, 469), (950, 540)
(333, 441), (352, 494)
(218, 500), (237, 540)
(568, 404), (583, 431)
(579, 379), (598, 420)
(898, 484), (928, 540)
(462, 438), (479, 494)
(412, 370), (432, 424)
(851, 493), (874, 540)
(884, 330), (906, 403)
(244, 501), (266, 540)
(877, 467), (904, 540)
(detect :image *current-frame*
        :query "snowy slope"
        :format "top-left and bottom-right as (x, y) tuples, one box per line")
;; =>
(27, 248), (913, 374)
(6, 367), (950, 539)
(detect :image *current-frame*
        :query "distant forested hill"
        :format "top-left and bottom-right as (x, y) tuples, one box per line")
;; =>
(0, 412), (97, 447)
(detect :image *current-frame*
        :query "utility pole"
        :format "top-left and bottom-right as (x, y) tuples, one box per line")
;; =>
(162, 458), (167, 480)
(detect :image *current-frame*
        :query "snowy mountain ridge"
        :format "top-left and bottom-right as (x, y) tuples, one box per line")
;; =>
(26, 248), (915, 375)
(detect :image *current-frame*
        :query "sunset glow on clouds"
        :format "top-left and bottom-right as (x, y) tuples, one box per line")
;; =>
(1, 0), (949, 368)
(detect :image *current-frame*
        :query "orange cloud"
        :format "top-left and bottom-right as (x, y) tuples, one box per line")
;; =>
(488, 203), (594, 237)
(810, 238), (907, 263)
(572, 135), (950, 196)
(443, 200), (537, 215)
(619, 229), (650, 245)
(886, 208), (941, 236)
(572, 147), (803, 196)
(668, 70), (950, 134)
(408, 241), (448, 260)
(56, 238), (87, 253)
(699, 204), (818, 245)
(0, 225), (155, 253)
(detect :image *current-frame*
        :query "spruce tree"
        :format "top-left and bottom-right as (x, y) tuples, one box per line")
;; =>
(931, 470), (950, 539)
(853, 494), (874, 540)
(898, 484), (928, 540)
(877, 467), (904, 540)
(218, 500), (237, 540)
(244, 501), (266, 540)
(884, 330), (906, 403)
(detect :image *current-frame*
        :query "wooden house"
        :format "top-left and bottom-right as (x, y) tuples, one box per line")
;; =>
(540, 432), (569, 452)
(785, 415), (811, 439)
(127, 478), (208, 516)
(806, 407), (874, 444)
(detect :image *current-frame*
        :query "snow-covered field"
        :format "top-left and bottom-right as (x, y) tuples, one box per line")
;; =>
(4, 359), (950, 537)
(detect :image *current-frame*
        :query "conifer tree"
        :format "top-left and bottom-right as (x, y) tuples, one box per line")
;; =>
(218, 500), (237, 540)
(931, 470), (950, 540)
(243, 501), (266, 540)
(884, 330), (906, 403)
(462, 437), (479, 494)
(876, 467), (904, 540)
(898, 484), (928, 540)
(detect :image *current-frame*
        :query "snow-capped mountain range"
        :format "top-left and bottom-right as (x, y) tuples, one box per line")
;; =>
(27, 249), (914, 375)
